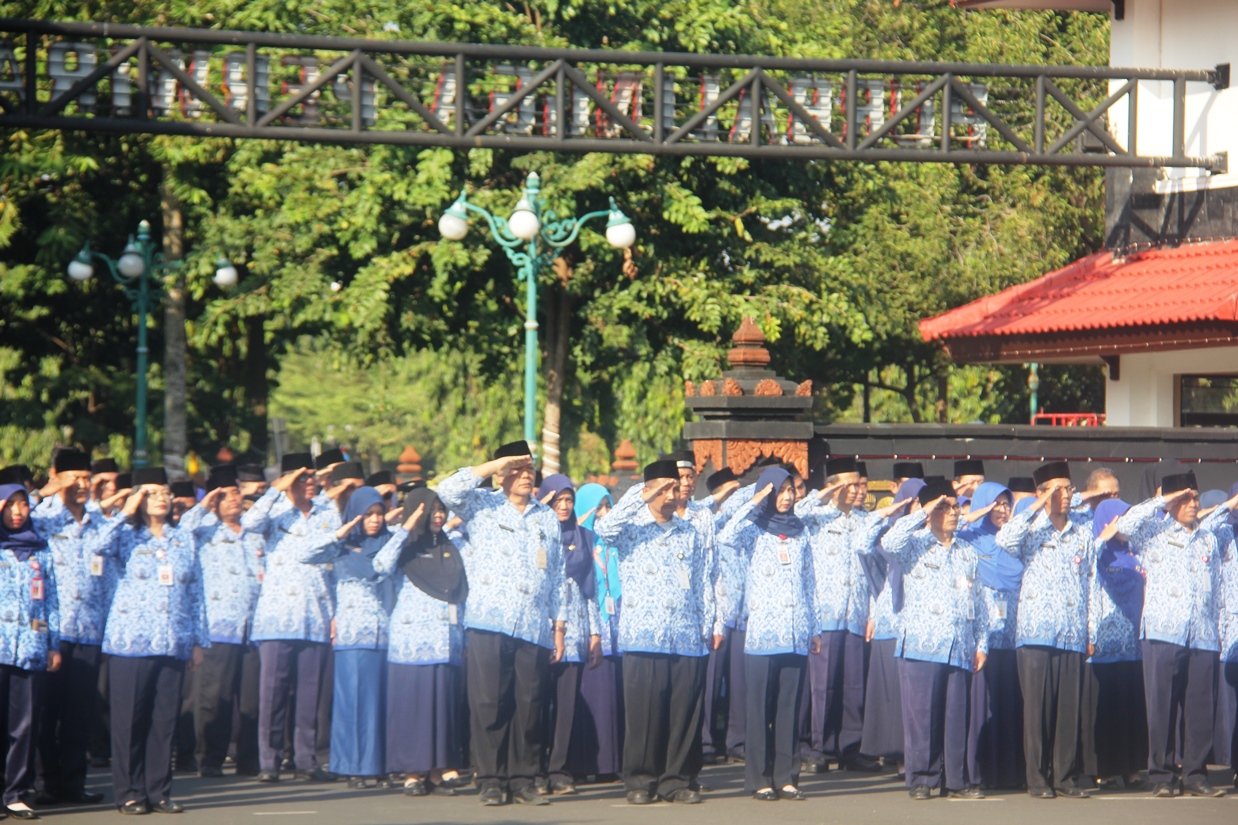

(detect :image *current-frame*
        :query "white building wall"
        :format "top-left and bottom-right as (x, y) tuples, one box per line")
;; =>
(1109, 0), (1238, 189)
(1104, 345), (1238, 426)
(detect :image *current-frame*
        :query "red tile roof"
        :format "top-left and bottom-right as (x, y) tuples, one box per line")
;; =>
(919, 240), (1238, 342)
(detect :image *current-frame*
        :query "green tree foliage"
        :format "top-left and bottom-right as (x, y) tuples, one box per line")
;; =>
(1, 0), (1109, 473)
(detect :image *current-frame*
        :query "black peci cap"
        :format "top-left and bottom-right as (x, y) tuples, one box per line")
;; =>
(0, 466), (26, 485)
(667, 451), (696, 470)
(918, 478), (958, 507)
(91, 457), (119, 474)
(115, 472), (132, 490)
(53, 449), (91, 473)
(1161, 472), (1199, 495)
(892, 462), (924, 480)
(236, 464), (266, 482)
(1006, 476), (1037, 494)
(366, 470), (395, 488)
(954, 459), (985, 478)
(330, 462), (365, 485)
(705, 467), (738, 493)
(132, 467), (169, 487)
(170, 480), (196, 499)
(644, 460), (679, 483)
(823, 457), (857, 477)
(206, 464), (239, 492)
(1032, 461), (1071, 488)
(280, 453), (315, 474)
(493, 440), (532, 460)
(314, 448), (345, 470)
(855, 461), (868, 479)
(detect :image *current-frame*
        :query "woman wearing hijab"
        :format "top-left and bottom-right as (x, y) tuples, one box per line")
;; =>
(1081, 499), (1146, 789)
(297, 486), (395, 788)
(573, 483), (623, 780)
(860, 478), (925, 773)
(89, 468), (208, 815)
(958, 482), (1024, 790)
(373, 487), (468, 797)
(536, 475), (603, 795)
(0, 482), (61, 819)
(1206, 482), (1238, 788)
(717, 467), (818, 801)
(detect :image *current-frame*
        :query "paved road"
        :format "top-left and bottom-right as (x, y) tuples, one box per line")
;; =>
(46, 764), (1236, 825)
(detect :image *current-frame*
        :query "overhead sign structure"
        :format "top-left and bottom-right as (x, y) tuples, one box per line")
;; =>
(0, 18), (1228, 171)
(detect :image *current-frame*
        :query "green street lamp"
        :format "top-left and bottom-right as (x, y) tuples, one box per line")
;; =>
(438, 172), (636, 446)
(67, 220), (237, 468)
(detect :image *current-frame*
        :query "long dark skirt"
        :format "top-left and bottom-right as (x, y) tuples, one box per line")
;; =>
(968, 648), (1024, 789)
(571, 656), (623, 776)
(385, 662), (464, 775)
(329, 649), (385, 777)
(860, 638), (903, 761)
(1216, 660), (1238, 769)
(1081, 659), (1146, 779)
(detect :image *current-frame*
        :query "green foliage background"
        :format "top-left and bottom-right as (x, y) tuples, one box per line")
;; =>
(0, 0), (1108, 476)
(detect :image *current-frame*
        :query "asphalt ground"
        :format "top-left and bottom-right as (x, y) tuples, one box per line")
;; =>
(39, 761), (1237, 825)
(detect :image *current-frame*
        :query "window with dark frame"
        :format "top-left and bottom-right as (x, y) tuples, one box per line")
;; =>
(1179, 374), (1238, 428)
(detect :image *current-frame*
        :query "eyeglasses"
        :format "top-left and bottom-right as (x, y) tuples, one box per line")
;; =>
(991, 499), (1012, 510)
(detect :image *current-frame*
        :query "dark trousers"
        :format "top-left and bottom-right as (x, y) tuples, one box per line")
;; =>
(1, 665), (39, 806)
(233, 645), (261, 773)
(92, 655), (111, 761)
(744, 654), (805, 793)
(194, 642), (258, 772)
(465, 630), (548, 792)
(622, 652), (706, 798)
(1142, 641), (1216, 784)
(1081, 660), (1146, 779)
(546, 661), (581, 780)
(899, 658), (970, 791)
(724, 629), (747, 758)
(315, 645), (333, 768)
(257, 641), (325, 773)
(1017, 645), (1082, 792)
(36, 641), (100, 796)
(110, 656), (184, 806)
(699, 628), (730, 760)
(806, 629), (864, 760)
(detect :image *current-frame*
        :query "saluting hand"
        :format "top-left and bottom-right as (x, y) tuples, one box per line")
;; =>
(121, 488), (147, 518)
(640, 478), (677, 503)
(327, 478), (362, 500)
(335, 514), (363, 540)
(384, 506), (404, 525)
(751, 482), (775, 503)
(200, 487), (226, 512)
(962, 501), (997, 524)
(816, 478), (851, 501)
(1161, 487), (1194, 506)
(401, 502), (427, 532)
(1096, 520), (1122, 543)
(272, 467), (306, 493)
(101, 487), (133, 512)
(872, 497), (913, 520)
(921, 495), (948, 516)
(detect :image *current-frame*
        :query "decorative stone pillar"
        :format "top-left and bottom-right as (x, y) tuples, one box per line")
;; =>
(397, 445), (425, 485)
(684, 317), (814, 478)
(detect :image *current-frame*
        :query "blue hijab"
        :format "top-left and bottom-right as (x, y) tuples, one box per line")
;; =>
(0, 484), (44, 562)
(964, 482), (1024, 593)
(337, 486), (388, 580)
(747, 467), (805, 537)
(539, 474), (597, 600)
(878, 479), (926, 612)
(575, 483), (617, 610)
(1093, 499), (1143, 628)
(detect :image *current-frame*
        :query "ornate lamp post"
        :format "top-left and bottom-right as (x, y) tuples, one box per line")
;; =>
(438, 172), (636, 448)
(68, 219), (236, 467)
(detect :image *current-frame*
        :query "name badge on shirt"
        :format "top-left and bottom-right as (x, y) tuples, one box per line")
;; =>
(1168, 540), (1185, 549)
(777, 549), (792, 566)
(536, 547), (548, 570)
(678, 568), (691, 590)
(30, 578), (44, 601)
(967, 602), (975, 620)
(158, 564), (175, 587)
(448, 604), (459, 625)
(604, 595), (616, 616)
(90, 555), (105, 577)
(994, 598), (1008, 620)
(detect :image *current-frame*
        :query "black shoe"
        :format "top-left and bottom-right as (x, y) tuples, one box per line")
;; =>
(31, 793), (58, 807)
(198, 766), (223, 779)
(90, 757), (110, 769)
(150, 800), (183, 814)
(430, 783), (458, 797)
(280, 758), (295, 772)
(295, 768), (336, 783)
(4, 805), (39, 820)
(174, 757), (198, 774)
(778, 786), (807, 801)
(402, 778), (427, 797)
(117, 801), (148, 816)
(662, 788), (701, 804)
(1030, 788), (1056, 799)
(752, 789), (778, 801)
(948, 786), (985, 799)
(512, 785), (549, 805)
(1151, 782), (1175, 798)
(841, 755), (883, 773)
(255, 771), (279, 783)
(727, 751), (745, 764)
(478, 786), (506, 806)
(1184, 779), (1225, 798)
(550, 777), (577, 795)
(234, 766), (260, 778)
(801, 757), (828, 774)
(909, 785), (932, 800)
(626, 790), (653, 805)
(346, 776), (366, 790)
(1058, 786), (1091, 799)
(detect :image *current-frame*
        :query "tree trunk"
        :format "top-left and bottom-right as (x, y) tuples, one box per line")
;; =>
(242, 315), (269, 457)
(936, 371), (949, 423)
(540, 257), (573, 476)
(161, 180), (189, 480)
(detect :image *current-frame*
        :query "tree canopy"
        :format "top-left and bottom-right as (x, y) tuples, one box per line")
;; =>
(0, 0), (1109, 475)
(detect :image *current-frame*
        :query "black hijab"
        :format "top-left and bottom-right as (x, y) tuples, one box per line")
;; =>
(538, 474), (597, 600)
(397, 487), (467, 605)
(746, 467), (805, 538)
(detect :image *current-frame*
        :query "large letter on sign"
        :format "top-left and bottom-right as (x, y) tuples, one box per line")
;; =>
(788, 77), (833, 145)
(49, 42), (97, 113)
